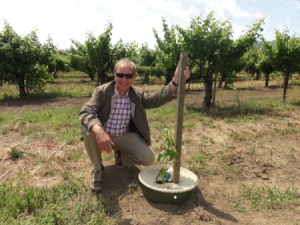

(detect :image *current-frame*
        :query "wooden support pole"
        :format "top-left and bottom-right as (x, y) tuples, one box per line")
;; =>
(173, 52), (188, 184)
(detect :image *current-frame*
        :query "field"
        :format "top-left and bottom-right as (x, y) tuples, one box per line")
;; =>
(0, 72), (300, 224)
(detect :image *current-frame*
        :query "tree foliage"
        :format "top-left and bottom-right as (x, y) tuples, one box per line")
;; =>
(86, 22), (113, 85)
(272, 28), (300, 101)
(136, 43), (156, 84)
(1, 15), (299, 105)
(257, 41), (274, 87)
(70, 40), (94, 80)
(153, 18), (183, 85)
(178, 13), (264, 108)
(70, 22), (113, 85)
(0, 22), (54, 97)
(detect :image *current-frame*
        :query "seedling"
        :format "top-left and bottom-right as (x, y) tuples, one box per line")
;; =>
(155, 130), (177, 184)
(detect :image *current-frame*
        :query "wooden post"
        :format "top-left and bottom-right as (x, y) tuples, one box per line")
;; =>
(173, 52), (188, 184)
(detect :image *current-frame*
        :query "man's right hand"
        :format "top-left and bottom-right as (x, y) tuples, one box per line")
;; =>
(91, 124), (114, 153)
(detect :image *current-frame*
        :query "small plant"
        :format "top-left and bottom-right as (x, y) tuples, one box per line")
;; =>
(8, 147), (24, 161)
(155, 130), (177, 184)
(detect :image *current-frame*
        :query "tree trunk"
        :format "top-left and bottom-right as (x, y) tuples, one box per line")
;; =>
(204, 71), (213, 108)
(26, 81), (30, 95)
(87, 71), (94, 82)
(224, 76), (228, 89)
(265, 73), (270, 87)
(218, 72), (226, 88)
(54, 70), (58, 79)
(142, 74), (149, 84)
(17, 74), (27, 97)
(255, 71), (261, 80)
(164, 72), (173, 86)
(99, 71), (106, 85)
(283, 71), (289, 102)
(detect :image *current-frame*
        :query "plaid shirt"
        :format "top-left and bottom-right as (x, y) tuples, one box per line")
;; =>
(104, 89), (131, 136)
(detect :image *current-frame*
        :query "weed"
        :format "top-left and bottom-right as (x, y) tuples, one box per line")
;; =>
(8, 147), (24, 161)
(290, 147), (296, 158)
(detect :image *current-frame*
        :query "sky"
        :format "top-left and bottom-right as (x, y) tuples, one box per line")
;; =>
(0, 0), (300, 50)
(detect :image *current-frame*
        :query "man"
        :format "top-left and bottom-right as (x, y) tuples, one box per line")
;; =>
(79, 58), (190, 191)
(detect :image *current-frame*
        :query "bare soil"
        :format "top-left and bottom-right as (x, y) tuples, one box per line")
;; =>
(1, 82), (300, 225)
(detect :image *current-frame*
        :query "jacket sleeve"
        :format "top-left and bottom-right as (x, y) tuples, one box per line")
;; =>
(79, 87), (104, 130)
(139, 83), (175, 109)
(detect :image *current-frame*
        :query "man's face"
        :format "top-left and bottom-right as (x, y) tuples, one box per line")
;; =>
(114, 63), (135, 95)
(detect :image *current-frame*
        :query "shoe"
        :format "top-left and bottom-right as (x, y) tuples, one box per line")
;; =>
(90, 166), (104, 191)
(114, 150), (125, 168)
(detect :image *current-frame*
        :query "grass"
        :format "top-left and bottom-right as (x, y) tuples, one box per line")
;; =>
(189, 150), (215, 177)
(232, 185), (299, 212)
(0, 71), (94, 100)
(0, 107), (81, 144)
(0, 178), (118, 224)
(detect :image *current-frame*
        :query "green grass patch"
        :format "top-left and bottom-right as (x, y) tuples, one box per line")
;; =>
(0, 179), (118, 224)
(0, 84), (19, 100)
(189, 150), (215, 176)
(44, 83), (94, 98)
(0, 71), (94, 100)
(0, 107), (82, 144)
(147, 104), (176, 128)
(0, 113), (15, 129)
(232, 185), (299, 212)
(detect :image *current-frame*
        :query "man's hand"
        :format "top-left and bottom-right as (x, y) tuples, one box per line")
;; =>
(173, 65), (190, 84)
(91, 124), (114, 153)
(170, 65), (190, 93)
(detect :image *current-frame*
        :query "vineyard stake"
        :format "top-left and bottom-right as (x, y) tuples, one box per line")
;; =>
(173, 52), (188, 183)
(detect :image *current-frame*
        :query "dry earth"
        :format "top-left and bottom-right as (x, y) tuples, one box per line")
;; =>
(1, 81), (300, 225)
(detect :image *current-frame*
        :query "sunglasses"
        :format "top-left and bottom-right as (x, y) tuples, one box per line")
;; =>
(116, 73), (134, 79)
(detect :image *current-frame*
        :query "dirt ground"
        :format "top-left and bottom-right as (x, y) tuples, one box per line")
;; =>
(1, 83), (300, 225)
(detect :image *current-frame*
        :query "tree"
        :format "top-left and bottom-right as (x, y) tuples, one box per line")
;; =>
(56, 49), (72, 72)
(70, 22), (113, 85)
(41, 36), (58, 78)
(178, 13), (264, 108)
(153, 18), (183, 85)
(258, 41), (274, 87)
(272, 28), (300, 101)
(111, 40), (128, 63)
(86, 22), (113, 85)
(136, 43), (156, 84)
(111, 40), (140, 66)
(0, 22), (53, 97)
(70, 40), (94, 81)
(178, 13), (233, 108)
(242, 47), (261, 80)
